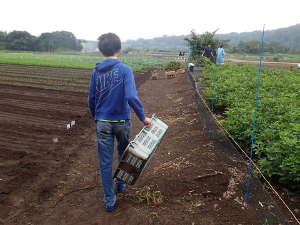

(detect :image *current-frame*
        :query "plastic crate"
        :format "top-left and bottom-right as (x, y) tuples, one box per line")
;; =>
(113, 114), (168, 185)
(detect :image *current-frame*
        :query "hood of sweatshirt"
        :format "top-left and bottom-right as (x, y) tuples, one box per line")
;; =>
(95, 58), (121, 72)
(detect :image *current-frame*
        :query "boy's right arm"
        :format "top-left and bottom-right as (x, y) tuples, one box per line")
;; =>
(124, 67), (151, 126)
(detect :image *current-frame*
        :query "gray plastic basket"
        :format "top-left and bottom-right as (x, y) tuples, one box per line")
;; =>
(113, 114), (168, 185)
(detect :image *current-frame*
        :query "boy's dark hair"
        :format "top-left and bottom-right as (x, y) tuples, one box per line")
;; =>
(98, 33), (121, 57)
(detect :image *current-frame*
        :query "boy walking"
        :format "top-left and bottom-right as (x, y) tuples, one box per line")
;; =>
(88, 33), (151, 212)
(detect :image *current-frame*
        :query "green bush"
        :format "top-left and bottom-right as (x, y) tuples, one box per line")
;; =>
(164, 61), (183, 71)
(272, 54), (284, 62)
(202, 64), (300, 187)
(185, 30), (227, 60)
(193, 55), (214, 66)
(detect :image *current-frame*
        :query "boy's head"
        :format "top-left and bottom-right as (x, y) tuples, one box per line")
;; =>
(98, 33), (121, 57)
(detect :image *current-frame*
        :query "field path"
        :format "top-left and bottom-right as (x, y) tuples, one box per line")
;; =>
(227, 58), (299, 65)
(4, 71), (292, 225)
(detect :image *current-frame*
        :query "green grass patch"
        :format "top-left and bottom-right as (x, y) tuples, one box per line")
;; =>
(0, 51), (172, 71)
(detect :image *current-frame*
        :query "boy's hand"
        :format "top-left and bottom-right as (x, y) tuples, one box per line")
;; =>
(143, 117), (152, 127)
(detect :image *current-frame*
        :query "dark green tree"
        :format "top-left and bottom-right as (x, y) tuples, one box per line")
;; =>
(37, 32), (57, 51)
(237, 40), (260, 54)
(37, 31), (82, 51)
(265, 41), (289, 53)
(6, 31), (37, 51)
(229, 40), (290, 54)
(0, 31), (7, 50)
(184, 30), (228, 64)
(185, 30), (229, 58)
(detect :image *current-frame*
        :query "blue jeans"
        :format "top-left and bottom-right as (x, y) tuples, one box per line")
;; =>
(96, 120), (131, 207)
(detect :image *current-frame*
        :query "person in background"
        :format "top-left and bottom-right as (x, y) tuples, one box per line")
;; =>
(202, 44), (214, 59)
(216, 45), (225, 64)
(88, 33), (151, 212)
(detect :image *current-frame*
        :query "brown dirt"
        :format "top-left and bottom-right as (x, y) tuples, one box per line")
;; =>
(0, 63), (90, 92)
(0, 64), (296, 225)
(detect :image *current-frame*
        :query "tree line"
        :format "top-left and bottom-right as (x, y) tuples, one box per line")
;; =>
(228, 40), (293, 54)
(185, 30), (295, 56)
(122, 24), (300, 54)
(124, 35), (298, 54)
(0, 30), (82, 52)
(216, 23), (300, 50)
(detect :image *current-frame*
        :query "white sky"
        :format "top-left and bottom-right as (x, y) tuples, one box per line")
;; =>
(1, 0), (299, 41)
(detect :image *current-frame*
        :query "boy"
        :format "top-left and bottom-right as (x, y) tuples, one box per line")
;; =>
(88, 33), (151, 212)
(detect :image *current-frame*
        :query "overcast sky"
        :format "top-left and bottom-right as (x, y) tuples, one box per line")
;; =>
(1, 0), (299, 41)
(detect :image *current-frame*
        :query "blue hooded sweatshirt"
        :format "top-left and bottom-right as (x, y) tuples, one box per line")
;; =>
(88, 58), (146, 122)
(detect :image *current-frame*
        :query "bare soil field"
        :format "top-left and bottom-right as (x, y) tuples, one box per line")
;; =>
(0, 64), (296, 225)
(0, 64), (91, 223)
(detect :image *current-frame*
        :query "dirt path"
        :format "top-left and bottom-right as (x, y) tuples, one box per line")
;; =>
(227, 58), (299, 69)
(227, 58), (299, 65)
(3, 72), (293, 225)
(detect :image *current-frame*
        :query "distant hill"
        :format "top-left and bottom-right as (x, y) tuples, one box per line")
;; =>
(216, 23), (300, 49)
(121, 24), (300, 52)
(123, 35), (189, 52)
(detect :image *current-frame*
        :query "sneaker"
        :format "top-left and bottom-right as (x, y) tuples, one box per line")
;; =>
(116, 183), (126, 193)
(114, 178), (126, 193)
(104, 201), (118, 212)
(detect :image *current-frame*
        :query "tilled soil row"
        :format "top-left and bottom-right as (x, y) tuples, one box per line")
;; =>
(0, 63), (91, 75)
(0, 66), (151, 225)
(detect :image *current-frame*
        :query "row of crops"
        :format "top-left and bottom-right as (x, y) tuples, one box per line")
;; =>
(0, 52), (172, 70)
(201, 64), (299, 187)
(0, 63), (90, 92)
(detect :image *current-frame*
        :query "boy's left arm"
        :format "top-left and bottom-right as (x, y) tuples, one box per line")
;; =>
(88, 70), (96, 119)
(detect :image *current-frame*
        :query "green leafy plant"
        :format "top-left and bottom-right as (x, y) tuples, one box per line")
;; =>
(201, 64), (300, 187)
(164, 60), (183, 71)
(193, 55), (213, 66)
